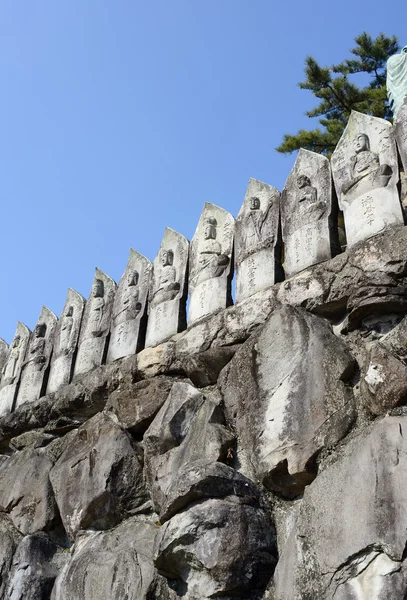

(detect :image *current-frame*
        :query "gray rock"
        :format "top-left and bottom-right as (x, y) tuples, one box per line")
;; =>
(73, 268), (116, 378)
(395, 98), (407, 175)
(47, 288), (85, 394)
(146, 227), (189, 348)
(235, 178), (281, 302)
(0, 338), (8, 380)
(0, 515), (22, 598)
(107, 249), (152, 363)
(188, 202), (234, 325)
(274, 417), (407, 599)
(10, 430), (56, 451)
(331, 111), (403, 248)
(106, 375), (175, 433)
(0, 447), (58, 535)
(155, 498), (276, 599)
(281, 149), (338, 277)
(221, 305), (356, 495)
(5, 533), (67, 600)
(51, 517), (158, 600)
(144, 382), (234, 520)
(49, 412), (146, 539)
(0, 323), (30, 417)
(169, 345), (240, 387)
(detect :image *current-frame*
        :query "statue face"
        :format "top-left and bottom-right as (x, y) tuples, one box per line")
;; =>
(65, 306), (73, 318)
(92, 279), (104, 297)
(127, 271), (138, 286)
(35, 323), (46, 338)
(12, 337), (20, 349)
(249, 197), (260, 210)
(204, 223), (216, 240)
(297, 175), (310, 189)
(354, 134), (369, 153)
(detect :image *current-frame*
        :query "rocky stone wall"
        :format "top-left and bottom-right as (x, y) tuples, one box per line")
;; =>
(0, 224), (407, 598)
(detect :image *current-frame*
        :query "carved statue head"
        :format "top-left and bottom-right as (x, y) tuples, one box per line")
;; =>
(161, 249), (174, 267)
(12, 336), (20, 349)
(92, 279), (104, 298)
(249, 196), (261, 211)
(127, 270), (139, 286)
(204, 216), (217, 240)
(297, 175), (311, 189)
(354, 133), (370, 153)
(34, 323), (47, 338)
(65, 306), (74, 318)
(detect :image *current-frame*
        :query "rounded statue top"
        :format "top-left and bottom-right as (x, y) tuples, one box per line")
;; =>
(387, 45), (407, 118)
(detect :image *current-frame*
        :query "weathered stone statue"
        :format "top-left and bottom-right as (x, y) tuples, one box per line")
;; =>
(188, 203), (234, 325)
(74, 269), (116, 377)
(0, 339), (8, 381)
(145, 228), (188, 347)
(47, 289), (85, 394)
(387, 45), (407, 118)
(107, 250), (151, 363)
(331, 111), (403, 247)
(16, 308), (57, 408)
(0, 323), (30, 416)
(281, 148), (339, 277)
(235, 178), (281, 302)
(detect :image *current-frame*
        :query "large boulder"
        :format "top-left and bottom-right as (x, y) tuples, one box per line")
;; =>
(143, 382), (234, 520)
(274, 417), (407, 599)
(221, 304), (356, 495)
(50, 412), (146, 539)
(155, 498), (276, 599)
(51, 517), (157, 600)
(0, 448), (58, 534)
(0, 515), (22, 597)
(4, 533), (67, 600)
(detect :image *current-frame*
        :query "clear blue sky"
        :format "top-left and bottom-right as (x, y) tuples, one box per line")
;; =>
(0, 1), (406, 342)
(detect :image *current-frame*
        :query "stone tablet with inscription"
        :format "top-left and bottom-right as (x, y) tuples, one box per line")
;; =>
(281, 149), (339, 277)
(188, 202), (234, 325)
(0, 339), (8, 381)
(73, 269), (116, 377)
(0, 323), (30, 416)
(331, 110), (403, 247)
(395, 98), (407, 175)
(47, 289), (85, 394)
(145, 228), (188, 347)
(107, 249), (152, 363)
(235, 178), (281, 302)
(15, 307), (57, 409)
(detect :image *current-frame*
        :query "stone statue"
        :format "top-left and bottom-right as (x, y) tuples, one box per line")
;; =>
(59, 306), (74, 354)
(387, 46), (407, 118)
(297, 175), (326, 223)
(297, 175), (317, 204)
(89, 279), (105, 337)
(244, 196), (271, 250)
(341, 133), (392, 198)
(24, 323), (47, 372)
(192, 217), (229, 288)
(113, 270), (142, 326)
(2, 336), (21, 385)
(151, 249), (180, 307)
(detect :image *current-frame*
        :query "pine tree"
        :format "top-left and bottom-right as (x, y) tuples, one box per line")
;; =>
(277, 33), (399, 157)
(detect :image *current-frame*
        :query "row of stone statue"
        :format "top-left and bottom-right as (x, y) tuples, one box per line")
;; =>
(1, 107), (407, 416)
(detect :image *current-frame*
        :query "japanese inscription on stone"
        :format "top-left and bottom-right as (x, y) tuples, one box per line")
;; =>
(188, 202), (234, 325)
(281, 148), (338, 277)
(107, 249), (152, 363)
(73, 269), (116, 377)
(235, 178), (281, 302)
(331, 111), (403, 247)
(16, 307), (57, 409)
(145, 227), (188, 347)
(47, 289), (85, 393)
(0, 323), (30, 416)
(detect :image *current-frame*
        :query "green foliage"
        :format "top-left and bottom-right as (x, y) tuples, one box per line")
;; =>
(277, 33), (400, 156)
